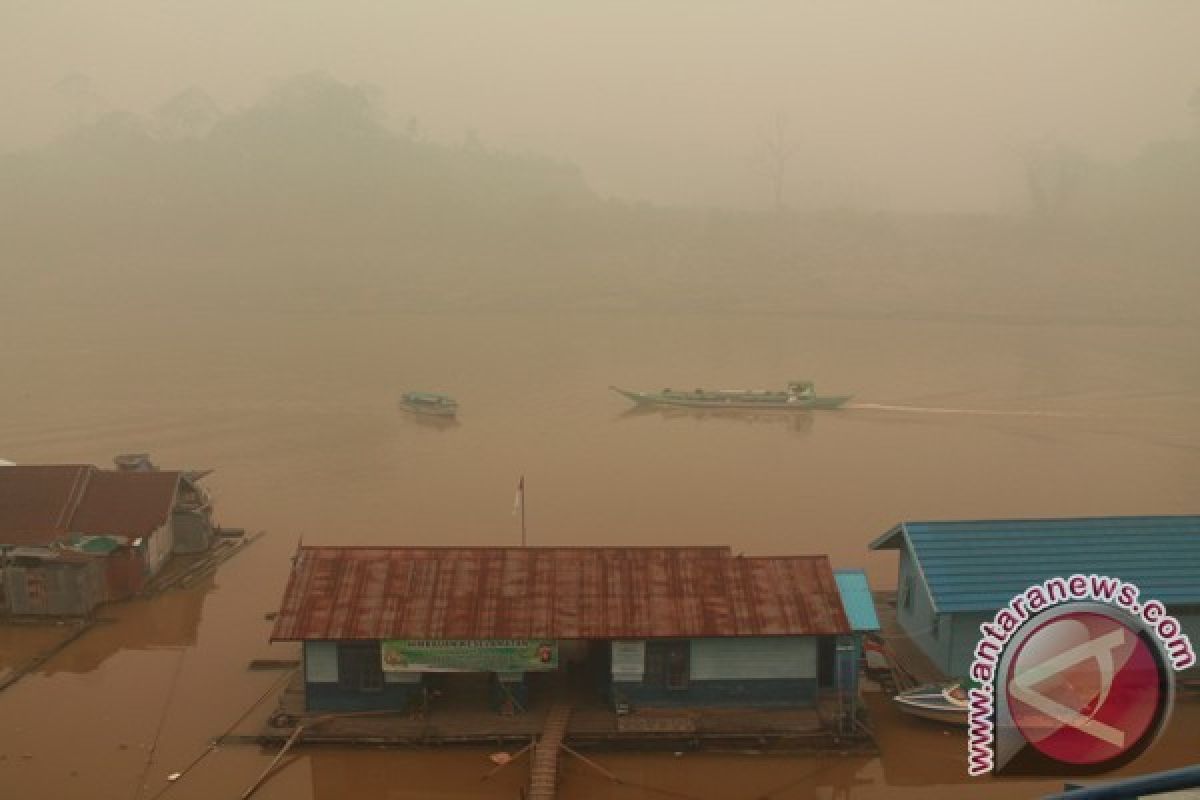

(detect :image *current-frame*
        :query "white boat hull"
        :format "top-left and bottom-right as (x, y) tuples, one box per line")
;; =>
(893, 685), (969, 726)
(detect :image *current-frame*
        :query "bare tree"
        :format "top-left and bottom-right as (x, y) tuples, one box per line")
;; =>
(754, 112), (800, 213)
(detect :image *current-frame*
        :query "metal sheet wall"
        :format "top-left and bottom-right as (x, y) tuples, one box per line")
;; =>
(689, 637), (815, 680)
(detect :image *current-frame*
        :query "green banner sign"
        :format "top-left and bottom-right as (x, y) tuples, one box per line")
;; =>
(381, 639), (558, 672)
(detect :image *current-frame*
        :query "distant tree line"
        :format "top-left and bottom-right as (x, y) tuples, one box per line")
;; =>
(0, 73), (597, 256)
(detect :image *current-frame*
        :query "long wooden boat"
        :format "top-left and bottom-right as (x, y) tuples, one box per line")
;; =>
(610, 380), (851, 410)
(893, 682), (969, 726)
(400, 391), (458, 417)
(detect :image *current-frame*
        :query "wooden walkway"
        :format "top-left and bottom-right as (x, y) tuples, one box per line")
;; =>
(141, 530), (262, 596)
(528, 704), (572, 800)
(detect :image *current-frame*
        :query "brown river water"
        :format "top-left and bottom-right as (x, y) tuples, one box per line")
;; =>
(0, 305), (1197, 799)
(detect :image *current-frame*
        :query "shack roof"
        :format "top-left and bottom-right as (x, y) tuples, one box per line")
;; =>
(270, 546), (851, 641)
(869, 515), (1200, 613)
(0, 465), (181, 547)
(70, 470), (180, 538)
(0, 465), (90, 543)
(833, 569), (880, 632)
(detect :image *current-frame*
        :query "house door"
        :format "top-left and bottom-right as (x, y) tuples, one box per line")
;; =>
(338, 642), (384, 693)
(817, 636), (836, 688)
(645, 641), (690, 690)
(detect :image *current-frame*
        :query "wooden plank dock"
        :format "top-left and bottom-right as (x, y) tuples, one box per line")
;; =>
(528, 704), (572, 800)
(244, 671), (877, 755)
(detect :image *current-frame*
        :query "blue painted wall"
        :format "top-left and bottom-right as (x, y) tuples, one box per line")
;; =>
(306, 681), (421, 712)
(303, 641), (424, 712)
(895, 548), (952, 674)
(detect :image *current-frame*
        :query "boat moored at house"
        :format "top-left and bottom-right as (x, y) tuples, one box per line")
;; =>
(610, 380), (851, 410)
(893, 682), (968, 725)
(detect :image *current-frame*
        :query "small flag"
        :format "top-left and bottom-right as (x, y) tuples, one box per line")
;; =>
(512, 476), (524, 516)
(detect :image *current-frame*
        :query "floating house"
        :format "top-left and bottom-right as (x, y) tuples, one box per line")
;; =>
(270, 546), (857, 716)
(0, 461), (216, 616)
(869, 515), (1200, 678)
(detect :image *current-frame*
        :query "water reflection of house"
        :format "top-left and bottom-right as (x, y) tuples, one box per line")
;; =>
(41, 574), (213, 676)
(869, 515), (1200, 678)
(0, 459), (216, 616)
(271, 546), (860, 718)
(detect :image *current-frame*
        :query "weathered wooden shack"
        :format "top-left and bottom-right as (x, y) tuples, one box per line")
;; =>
(270, 546), (855, 715)
(3, 547), (106, 616)
(0, 463), (217, 615)
(869, 515), (1200, 678)
(113, 455), (216, 555)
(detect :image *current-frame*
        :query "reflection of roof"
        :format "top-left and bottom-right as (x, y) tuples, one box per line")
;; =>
(271, 546), (851, 641)
(833, 569), (880, 632)
(869, 516), (1200, 612)
(0, 465), (181, 547)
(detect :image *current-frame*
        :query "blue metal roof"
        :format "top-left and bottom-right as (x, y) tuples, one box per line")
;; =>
(869, 515), (1200, 613)
(834, 569), (881, 631)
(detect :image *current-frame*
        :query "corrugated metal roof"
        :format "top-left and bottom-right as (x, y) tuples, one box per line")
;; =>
(0, 465), (181, 547)
(70, 470), (180, 538)
(0, 465), (91, 545)
(869, 515), (1200, 613)
(270, 546), (851, 641)
(833, 569), (880, 632)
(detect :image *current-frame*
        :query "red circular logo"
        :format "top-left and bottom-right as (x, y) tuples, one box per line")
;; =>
(1005, 610), (1165, 766)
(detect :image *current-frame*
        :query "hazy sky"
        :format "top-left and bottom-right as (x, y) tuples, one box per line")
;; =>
(3, 1), (1198, 211)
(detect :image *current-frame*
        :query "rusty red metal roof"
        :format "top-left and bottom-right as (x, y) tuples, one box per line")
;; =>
(0, 465), (181, 547)
(70, 470), (181, 538)
(270, 546), (850, 641)
(0, 465), (91, 544)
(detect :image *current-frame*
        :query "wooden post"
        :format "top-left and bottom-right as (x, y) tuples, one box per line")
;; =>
(560, 743), (621, 783)
(240, 724), (305, 799)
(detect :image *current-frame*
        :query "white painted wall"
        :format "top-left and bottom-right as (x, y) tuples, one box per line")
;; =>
(305, 641), (338, 683)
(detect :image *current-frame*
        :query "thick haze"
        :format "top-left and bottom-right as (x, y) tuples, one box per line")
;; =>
(3, 0), (1199, 211)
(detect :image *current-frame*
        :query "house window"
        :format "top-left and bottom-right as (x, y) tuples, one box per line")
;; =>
(338, 643), (383, 693)
(645, 641), (690, 690)
(902, 576), (914, 611)
(25, 572), (47, 606)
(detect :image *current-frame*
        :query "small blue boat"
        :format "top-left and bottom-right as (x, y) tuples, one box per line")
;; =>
(400, 391), (458, 417)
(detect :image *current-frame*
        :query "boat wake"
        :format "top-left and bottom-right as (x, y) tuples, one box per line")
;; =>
(846, 402), (1087, 419)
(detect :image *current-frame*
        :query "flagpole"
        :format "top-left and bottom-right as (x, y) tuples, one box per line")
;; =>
(513, 475), (527, 547)
(520, 476), (527, 547)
